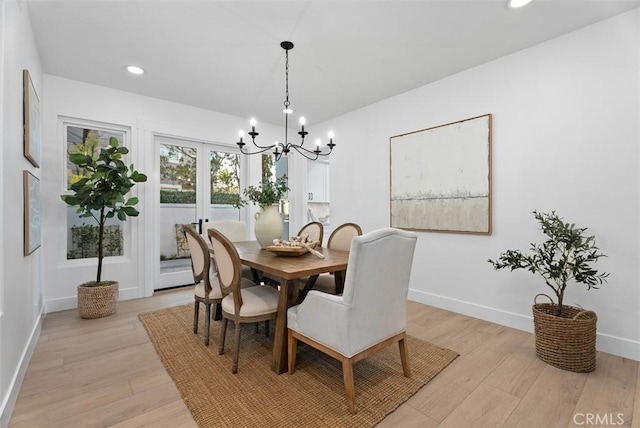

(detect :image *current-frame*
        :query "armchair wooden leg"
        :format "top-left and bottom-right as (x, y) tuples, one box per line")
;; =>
(232, 322), (242, 374)
(398, 334), (411, 377)
(219, 318), (228, 355)
(204, 304), (211, 346)
(288, 330), (298, 374)
(193, 301), (199, 334)
(342, 357), (356, 414)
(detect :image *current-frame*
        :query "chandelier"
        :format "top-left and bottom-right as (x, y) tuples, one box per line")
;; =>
(236, 41), (335, 161)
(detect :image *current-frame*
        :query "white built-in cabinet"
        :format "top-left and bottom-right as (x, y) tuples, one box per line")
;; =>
(307, 160), (330, 202)
(306, 160), (331, 242)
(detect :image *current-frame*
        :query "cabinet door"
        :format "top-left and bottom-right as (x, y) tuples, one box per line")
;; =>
(307, 161), (329, 202)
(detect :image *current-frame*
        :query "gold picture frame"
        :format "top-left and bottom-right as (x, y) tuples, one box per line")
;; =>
(23, 69), (41, 167)
(390, 114), (492, 234)
(24, 170), (42, 255)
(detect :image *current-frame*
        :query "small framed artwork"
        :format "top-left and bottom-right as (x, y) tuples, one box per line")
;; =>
(390, 114), (492, 234)
(24, 170), (42, 255)
(23, 69), (41, 167)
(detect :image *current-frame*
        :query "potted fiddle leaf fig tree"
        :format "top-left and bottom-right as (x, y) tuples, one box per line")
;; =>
(61, 137), (147, 318)
(488, 210), (608, 372)
(236, 174), (289, 248)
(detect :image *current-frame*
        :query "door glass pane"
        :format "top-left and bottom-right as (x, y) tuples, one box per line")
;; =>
(159, 143), (197, 273)
(208, 150), (241, 221)
(262, 154), (289, 240)
(65, 125), (125, 260)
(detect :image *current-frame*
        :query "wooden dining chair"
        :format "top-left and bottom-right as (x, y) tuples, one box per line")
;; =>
(203, 219), (253, 281)
(297, 221), (324, 246)
(287, 228), (418, 414)
(202, 219), (248, 242)
(183, 225), (222, 346)
(207, 228), (280, 374)
(309, 222), (362, 294)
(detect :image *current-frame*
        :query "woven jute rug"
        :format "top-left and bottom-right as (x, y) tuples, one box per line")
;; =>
(138, 303), (458, 428)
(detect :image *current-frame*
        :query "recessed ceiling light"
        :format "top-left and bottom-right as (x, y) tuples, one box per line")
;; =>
(507, 0), (533, 9)
(126, 65), (145, 75)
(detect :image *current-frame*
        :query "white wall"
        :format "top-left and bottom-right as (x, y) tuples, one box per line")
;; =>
(0, 1), (45, 425)
(326, 9), (640, 360)
(41, 75), (296, 311)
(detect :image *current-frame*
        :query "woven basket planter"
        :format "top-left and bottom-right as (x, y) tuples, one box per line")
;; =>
(77, 281), (119, 319)
(532, 294), (597, 373)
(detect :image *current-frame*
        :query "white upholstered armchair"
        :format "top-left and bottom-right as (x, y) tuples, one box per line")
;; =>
(287, 227), (418, 414)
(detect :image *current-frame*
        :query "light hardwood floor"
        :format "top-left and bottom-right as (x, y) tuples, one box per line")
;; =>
(9, 288), (638, 427)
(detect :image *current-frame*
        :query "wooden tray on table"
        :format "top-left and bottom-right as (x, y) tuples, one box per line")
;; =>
(265, 241), (319, 257)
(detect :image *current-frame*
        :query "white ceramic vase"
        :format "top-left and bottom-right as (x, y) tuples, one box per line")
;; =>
(254, 204), (283, 249)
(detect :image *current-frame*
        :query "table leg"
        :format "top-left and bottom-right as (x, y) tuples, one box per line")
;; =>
(272, 278), (294, 374)
(250, 267), (262, 284)
(297, 274), (319, 303)
(335, 270), (346, 294)
(213, 302), (222, 321)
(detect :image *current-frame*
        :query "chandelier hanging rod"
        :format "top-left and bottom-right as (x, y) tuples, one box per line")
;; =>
(236, 41), (335, 162)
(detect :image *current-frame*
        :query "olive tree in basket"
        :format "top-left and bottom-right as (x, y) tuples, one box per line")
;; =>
(61, 137), (147, 318)
(488, 210), (608, 372)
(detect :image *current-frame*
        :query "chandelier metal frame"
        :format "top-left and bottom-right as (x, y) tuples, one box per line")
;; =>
(236, 41), (335, 161)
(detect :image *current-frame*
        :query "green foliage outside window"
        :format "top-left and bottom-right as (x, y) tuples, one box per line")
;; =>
(159, 145), (241, 201)
(66, 127), (122, 189)
(159, 190), (241, 205)
(68, 224), (122, 259)
(262, 154), (275, 184)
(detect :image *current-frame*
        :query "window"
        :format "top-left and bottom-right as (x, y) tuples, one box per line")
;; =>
(262, 154), (289, 239)
(63, 122), (129, 260)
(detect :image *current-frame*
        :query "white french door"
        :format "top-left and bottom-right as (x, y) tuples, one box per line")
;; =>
(155, 135), (243, 290)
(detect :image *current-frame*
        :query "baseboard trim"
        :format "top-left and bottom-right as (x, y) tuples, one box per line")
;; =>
(0, 305), (45, 427)
(408, 288), (640, 362)
(46, 286), (140, 313)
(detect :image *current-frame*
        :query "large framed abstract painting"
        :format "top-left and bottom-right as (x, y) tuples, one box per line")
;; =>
(390, 114), (492, 234)
(24, 170), (42, 255)
(23, 69), (41, 168)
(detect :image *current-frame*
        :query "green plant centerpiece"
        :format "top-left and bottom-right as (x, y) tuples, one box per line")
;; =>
(488, 210), (608, 372)
(237, 174), (290, 209)
(61, 137), (147, 318)
(237, 175), (290, 248)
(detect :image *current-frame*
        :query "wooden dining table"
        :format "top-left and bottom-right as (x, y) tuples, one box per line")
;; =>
(234, 241), (349, 374)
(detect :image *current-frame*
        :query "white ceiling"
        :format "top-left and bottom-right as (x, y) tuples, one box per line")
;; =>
(26, 0), (640, 127)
